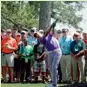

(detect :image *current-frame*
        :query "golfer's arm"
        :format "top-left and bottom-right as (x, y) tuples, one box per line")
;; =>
(44, 27), (52, 37)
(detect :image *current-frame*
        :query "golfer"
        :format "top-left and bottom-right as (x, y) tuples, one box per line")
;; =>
(34, 28), (62, 87)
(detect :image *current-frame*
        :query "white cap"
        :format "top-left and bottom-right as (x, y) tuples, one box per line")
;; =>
(6, 29), (11, 32)
(31, 27), (37, 32)
(21, 30), (26, 34)
(74, 32), (80, 36)
(34, 31), (43, 37)
(39, 30), (44, 33)
(16, 33), (21, 36)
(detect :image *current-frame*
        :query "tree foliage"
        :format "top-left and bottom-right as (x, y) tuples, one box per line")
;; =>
(1, 1), (39, 29)
(1, 1), (85, 30)
(51, 1), (84, 29)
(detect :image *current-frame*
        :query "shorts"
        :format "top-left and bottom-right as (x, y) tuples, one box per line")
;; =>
(34, 60), (46, 72)
(1, 53), (14, 67)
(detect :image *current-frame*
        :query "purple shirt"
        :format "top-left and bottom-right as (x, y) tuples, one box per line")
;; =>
(40, 34), (60, 51)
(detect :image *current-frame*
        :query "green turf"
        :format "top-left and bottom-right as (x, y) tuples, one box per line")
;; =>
(1, 83), (45, 87)
(1, 83), (66, 87)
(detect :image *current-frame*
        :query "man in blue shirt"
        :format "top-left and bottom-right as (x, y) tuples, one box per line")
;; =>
(59, 29), (73, 83)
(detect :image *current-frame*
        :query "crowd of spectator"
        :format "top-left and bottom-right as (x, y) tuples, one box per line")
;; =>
(1, 27), (87, 84)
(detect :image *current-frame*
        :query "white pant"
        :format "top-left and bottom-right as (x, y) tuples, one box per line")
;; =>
(48, 49), (62, 86)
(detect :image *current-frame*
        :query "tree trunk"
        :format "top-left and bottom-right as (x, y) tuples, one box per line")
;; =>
(39, 1), (52, 31)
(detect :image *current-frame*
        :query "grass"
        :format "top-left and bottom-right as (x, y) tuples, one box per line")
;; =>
(1, 83), (67, 87)
(1, 83), (45, 87)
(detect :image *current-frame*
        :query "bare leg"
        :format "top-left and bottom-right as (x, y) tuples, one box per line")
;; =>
(8, 67), (14, 82)
(2, 66), (6, 82)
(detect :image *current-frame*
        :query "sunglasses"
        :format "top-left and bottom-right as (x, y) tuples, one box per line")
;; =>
(21, 32), (25, 34)
(31, 30), (34, 32)
(16, 35), (21, 37)
(74, 35), (79, 37)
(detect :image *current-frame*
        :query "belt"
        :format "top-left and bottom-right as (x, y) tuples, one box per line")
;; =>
(2, 52), (13, 54)
(47, 48), (61, 54)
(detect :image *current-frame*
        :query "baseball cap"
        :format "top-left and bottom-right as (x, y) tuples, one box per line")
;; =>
(31, 27), (37, 33)
(57, 30), (61, 34)
(21, 30), (26, 34)
(34, 31), (43, 38)
(62, 28), (68, 33)
(74, 32), (80, 36)
(16, 33), (21, 36)
(6, 29), (11, 33)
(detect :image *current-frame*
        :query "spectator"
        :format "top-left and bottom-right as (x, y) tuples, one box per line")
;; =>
(11, 28), (18, 38)
(55, 30), (62, 40)
(19, 40), (34, 83)
(21, 30), (27, 41)
(14, 33), (22, 82)
(1, 29), (18, 83)
(27, 29), (37, 80)
(33, 30), (46, 83)
(1, 32), (7, 40)
(1, 32), (8, 82)
(70, 32), (86, 83)
(83, 32), (87, 81)
(59, 28), (73, 83)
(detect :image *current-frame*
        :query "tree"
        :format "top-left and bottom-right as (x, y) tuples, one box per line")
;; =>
(39, 1), (52, 30)
(39, 1), (85, 31)
(51, 1), (84, 29)
(1, 1), (39, 29)
(1, 1), (85, 30)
